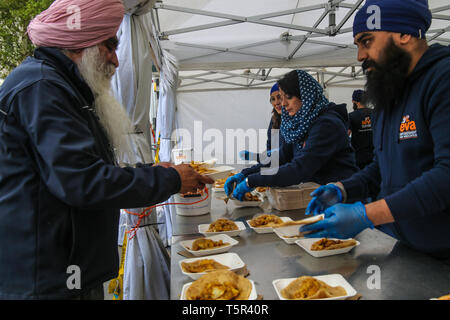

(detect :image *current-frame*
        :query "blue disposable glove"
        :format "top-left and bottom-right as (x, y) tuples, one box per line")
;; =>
(305, 184), (343, 216)
(300, 202), (374, 239)
(232, 179), (255, 201)
(239, 150), (258, 161)
(224, 173), (245, 196)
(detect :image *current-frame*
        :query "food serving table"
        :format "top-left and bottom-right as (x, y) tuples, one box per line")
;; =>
(170, 196), (450, 300)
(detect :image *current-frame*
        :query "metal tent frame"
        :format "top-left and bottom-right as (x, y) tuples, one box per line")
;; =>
(148, 0), (450, 92)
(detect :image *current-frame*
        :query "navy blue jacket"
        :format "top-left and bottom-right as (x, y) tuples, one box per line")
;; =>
(247, 103), (358, 187)
(0, 48), (181, 299)
(341, 44), (450, 260)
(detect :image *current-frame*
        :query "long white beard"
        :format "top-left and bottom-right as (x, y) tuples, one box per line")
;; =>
(75, 45), (136, 164)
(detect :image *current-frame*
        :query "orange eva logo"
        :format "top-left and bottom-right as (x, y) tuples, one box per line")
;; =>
(399, 115), (418, 140)
(361, 116), (371, 126)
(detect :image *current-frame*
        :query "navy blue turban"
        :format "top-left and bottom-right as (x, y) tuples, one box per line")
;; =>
(270, 83), (279, 94)
(352, 90), (365, 102)
(353, 0), (432, 39)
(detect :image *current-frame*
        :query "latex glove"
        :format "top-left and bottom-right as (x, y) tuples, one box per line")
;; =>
(300, 202), (374, 239)
(224, 173), (245, 196)
(239, 150), (258, 161)
(232, 179), (254, 201)
(305, 184), (343, 216)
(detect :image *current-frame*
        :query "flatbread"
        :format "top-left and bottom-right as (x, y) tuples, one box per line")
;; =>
(185, 270), (252, 300)
(273, 215), (324, 228)
(190, 238), (229, 251)
(281, 276), (347, 300)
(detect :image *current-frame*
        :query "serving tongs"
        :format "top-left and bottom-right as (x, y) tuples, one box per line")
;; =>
(215, 181), (237, 203)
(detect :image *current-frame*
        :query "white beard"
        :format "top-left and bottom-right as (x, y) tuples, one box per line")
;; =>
(75, 45), (136, 164)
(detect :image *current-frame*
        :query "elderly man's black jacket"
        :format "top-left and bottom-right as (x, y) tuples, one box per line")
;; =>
(0, 48), (180, 299)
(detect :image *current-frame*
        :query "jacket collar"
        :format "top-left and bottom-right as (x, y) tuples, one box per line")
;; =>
(33, 47), (95, 106)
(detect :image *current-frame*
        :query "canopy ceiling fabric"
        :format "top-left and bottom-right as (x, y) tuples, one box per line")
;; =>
(150, 0), (450, 90)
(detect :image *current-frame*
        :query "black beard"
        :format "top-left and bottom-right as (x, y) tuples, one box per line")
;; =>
(363, 38), (412, 112)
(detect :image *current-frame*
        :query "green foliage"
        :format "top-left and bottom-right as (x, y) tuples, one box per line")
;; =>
(0, 0), (54, 78)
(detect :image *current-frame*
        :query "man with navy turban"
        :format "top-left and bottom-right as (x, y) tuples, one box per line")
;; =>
(303, 0), (450, 264)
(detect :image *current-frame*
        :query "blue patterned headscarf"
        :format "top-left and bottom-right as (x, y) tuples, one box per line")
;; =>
(280, 70), (329, 150)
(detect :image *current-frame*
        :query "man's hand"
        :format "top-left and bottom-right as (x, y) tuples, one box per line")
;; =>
(300, 202), (374, 239)
(305, 184), (343, 216)
(173, 164), (214, 194)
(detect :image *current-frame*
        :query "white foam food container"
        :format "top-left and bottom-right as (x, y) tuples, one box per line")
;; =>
(274, 225), (306, 244)
(172, 148), (193, 165)
(198, 221), (246, 237)
(295, 237), (360, 258)
(246, 216), (292, 234)
(180, 279), (257, 300)
(272, 274), (357, 300)
(230, 198), (263, 207)
(273, 214), (325, 244)
(204, 165), (235, 181)
(178, 252), (246, 280)
(180, 234), (239, 257)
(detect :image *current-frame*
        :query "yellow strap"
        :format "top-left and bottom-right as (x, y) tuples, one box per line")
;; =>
(108, 231), (128, 300)
(154, 134), (161, 164)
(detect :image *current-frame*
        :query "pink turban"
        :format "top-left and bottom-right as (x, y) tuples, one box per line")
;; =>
(27, 0), (125, 50)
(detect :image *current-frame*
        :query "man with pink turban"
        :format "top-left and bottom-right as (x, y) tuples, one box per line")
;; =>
(0, 0), (212, 299)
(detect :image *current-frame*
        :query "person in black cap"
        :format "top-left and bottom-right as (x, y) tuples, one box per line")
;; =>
(348, 89), (374, 169)
(303, 0), (450, 264)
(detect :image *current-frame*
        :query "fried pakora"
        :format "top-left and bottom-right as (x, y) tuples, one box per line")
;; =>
(181, 259), (229, 273)
(249, 214), (283, 228)
(185, 270), (252, 300)
(310, 238), (357, 251)
(207, 218), (238, 232)
(281, 276), (347, 300)
(243, 192), (260, 201)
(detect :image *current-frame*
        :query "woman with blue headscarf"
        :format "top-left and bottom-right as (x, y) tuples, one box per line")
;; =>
(228, 70), (359, 200)
(225, 83), (286, 194)
(238, 83), (285, 163)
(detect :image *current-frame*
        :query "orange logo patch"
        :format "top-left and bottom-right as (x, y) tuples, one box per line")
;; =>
(399, 115), (418, 140)
(361, 116), (371, 128)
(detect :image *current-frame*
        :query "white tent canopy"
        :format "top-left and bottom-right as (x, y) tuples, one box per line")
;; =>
(146, 0), (450, 161)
